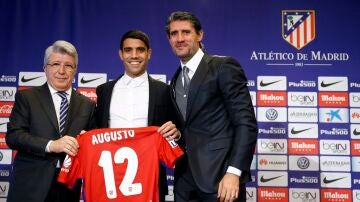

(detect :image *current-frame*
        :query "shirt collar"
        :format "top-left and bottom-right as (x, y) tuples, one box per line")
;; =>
(47, 83), (72, 97)
(181, 48), (204, 73)
(121, 71), (148, 87)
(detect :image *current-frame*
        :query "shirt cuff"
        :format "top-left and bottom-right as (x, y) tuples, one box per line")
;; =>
(45, 140), (53, 153)
(227, 166), (242, 177)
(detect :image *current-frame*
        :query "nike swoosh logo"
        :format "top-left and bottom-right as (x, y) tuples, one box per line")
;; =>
(259, 80), (282, 87)
(323, 176), (346, 184)
(21, 76), (43, 83)
(354, 129), (360, 136)
(260, 175), (283, 183)
(80, 77), (102, 84)
(291, 127), (313, 134)
(0, 122), (6, 126)
(320, 80), (342, 88)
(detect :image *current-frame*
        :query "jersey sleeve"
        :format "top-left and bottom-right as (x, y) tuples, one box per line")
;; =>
(158, 137), (184, 168)
(57, 154), (81, 189)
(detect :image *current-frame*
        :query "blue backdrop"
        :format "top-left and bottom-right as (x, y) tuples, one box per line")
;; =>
(1, 0), (360, 201)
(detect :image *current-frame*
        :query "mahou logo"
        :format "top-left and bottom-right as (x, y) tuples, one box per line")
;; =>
(0, 102), (13, 117)
(321, 189), (351, 202)
(258, 187), (288, 202)
(318, 92), (348, 107)
(257, 91), (287, 106)
(288, 139), (319, 155)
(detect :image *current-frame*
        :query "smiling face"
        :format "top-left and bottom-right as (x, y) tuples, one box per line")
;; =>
(44, 52), (76, 91)
(168, 20), (203, 63)
(119, 38), (151, 78)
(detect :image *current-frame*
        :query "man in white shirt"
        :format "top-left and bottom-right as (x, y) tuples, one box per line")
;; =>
(96, 30), (180, 202)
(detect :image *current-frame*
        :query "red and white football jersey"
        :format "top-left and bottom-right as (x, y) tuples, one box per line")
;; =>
(57, 126), (183, 202)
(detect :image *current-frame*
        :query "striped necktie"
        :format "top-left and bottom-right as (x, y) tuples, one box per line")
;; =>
(57, 91), (69, 134)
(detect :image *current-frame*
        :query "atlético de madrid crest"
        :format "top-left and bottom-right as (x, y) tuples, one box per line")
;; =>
(282, 10), (316, 50)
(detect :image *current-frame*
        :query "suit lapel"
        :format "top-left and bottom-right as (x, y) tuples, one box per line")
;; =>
(102, 79), (119, 127)
(147, 76), (155, 125)
(37, 84), (59, 134)
(170, 67), (185, 123)
(186, 55), (210, 121)
(64, 89), (79, 135)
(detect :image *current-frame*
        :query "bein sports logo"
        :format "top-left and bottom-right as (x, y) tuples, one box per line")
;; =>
(282, 10), (315, 50)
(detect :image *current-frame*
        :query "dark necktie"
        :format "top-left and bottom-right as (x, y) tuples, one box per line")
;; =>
(182, 66), (190, 91)
(57, 91), (69, 134)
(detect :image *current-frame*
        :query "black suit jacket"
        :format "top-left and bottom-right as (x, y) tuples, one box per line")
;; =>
(96, 74), (176, 201)
(170, 54), (258, 193)
(6, 83), (96, 202)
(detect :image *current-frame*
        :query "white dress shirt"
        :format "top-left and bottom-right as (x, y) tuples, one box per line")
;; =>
(109, 71), (149, 128)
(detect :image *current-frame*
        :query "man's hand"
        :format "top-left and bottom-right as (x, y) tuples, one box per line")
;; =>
(49, 135), (79, 156)
(157, 121), (180, 141)
(218, 173), (240, 202)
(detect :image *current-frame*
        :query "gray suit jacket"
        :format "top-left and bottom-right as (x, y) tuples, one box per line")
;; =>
(6, 83), (96, 201)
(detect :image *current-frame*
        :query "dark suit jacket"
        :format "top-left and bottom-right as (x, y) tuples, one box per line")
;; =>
(96, 74), (176, 202)
(170, 54), (258, 193)
(6, 83), (96, 202)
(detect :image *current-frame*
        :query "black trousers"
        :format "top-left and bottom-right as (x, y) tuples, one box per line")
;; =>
(174, 166), (246, 202)
(45, 169), (81, 202)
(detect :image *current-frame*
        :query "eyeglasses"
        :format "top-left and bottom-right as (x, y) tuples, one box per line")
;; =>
(46, 62), (76, 71)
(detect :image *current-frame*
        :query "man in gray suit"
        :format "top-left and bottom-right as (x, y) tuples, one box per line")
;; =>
(6, 40), (96, 202)
(166, 11), (258, 202)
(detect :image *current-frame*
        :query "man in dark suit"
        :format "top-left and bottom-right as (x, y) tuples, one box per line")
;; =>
(165, 11), (258, 202)
(6, 40), (96, 202)
(96, 30), (180, 202)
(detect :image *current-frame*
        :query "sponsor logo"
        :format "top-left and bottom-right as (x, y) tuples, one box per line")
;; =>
(0, 149), (12, 164)
(320, 140), (350, 155)
(289, 176), (319, 184)
(288, 123), (318, 139)
(282, 10), (315, 50)
(289, 188), (319, 202)
(258, 171), (288, 186)
(319, 108), (349, 123)
(288, 107), (318, 123)
(351, 108), (360, 123)
(288, 92), (317, 107)
(80, 77), (102, 84)
(297, 157), (310, 169)
(257, 91), (287, 106)
(351, 140), (360, 155)
(320, 81), (343, 88)
(355, 129), (360, 135)
(245, 187), (256, 201)
(0, 181), (9, 197)
(77, 73), (107, 87)
(0, 102), (13, 117)
(0, 87), (16, 101)
(18, 72), (46, 86)
(21, 75), (42, 83)
(322, 189), (351, 202)
(257, 76), (287, 91)
(258, 107), (287, 122)
(288, 139), (318, 155)
(77, 88), (97, 102)
(321, 172), (351, 188)
(0, 118), (9, 133)
(0, 75), (17, 83)
(288, 80), (316, 88)
(352, 124), (360, 139)
(289, 155), (319, 171)
(258, 126), (286, 135)
(0, 133), (8, 149)
(258, 139), (287, 154)
(258, 187), (288, 201)
(350, 93), (360, 107)
(260, 175), (284, 183)
(320, 156), (351, 172)
(318, 76), (348, 91)
(258, 155), (287, 170)
(319, 92), (348, 107)
(260, 80), (282, 87)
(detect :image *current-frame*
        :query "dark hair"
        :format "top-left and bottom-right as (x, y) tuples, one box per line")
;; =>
(165, 11), (202, 37)
(120, 30), (150, 50)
